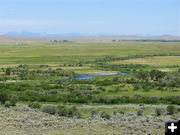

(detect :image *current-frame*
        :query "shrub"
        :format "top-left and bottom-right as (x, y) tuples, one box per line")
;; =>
(57, 105), (68, 116)
(57, 105), (81, 118)
(133, 84), (139, 90)
(48, 90), (58, 95)
(137, 109), (143, 116)
(119, 111), (125, 114)
(177, 107), (180, 112)
(91, 110), (98, 118)
(10, 99), (16, 106)
(5, 101), (11, 108)
(0, 91), (9, 104)
(134, 94), (141, 99)
(155, 108), (163, 116)
(143, 88), (149, 92)
(42, 105), (56, 114)
(5, 68), (11, 75)
(97, 96), (112, 104)
(167, 105), (176, 115)
(69, 106), (81, 118)
(100, 112), (111, 119)
(113, 111), (117, 116)
(28, 102), (41, 109)
(9, 96), (17, 106)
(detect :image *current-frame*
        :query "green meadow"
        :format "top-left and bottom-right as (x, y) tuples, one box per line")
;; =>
(0, 41), (180, 135)
(0, 41), (180, 117)
(0, 42), (180, 65)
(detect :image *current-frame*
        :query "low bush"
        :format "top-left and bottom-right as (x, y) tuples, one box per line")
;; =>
(9, 96), (17, 106)
(177, 107), (180, 112)
(167, 105), (176, 115)
(91, 110), (98, 118)
(137, 109), (143, 116)
(28, 102), (41, 109)
(69, 106), (81, 118)
(119, 111), (125, 114)
(0, 91), (9, 104)
(57, 105), (81, 118)
(57, 105), (68, 116)
(155, 108), (163, 116)
(100, 112), (111, 119)
(133, 84), (139, 90)
(48, 90), (58, 95)
(5, 101), (12, 108)
(42, 105), (56, 114)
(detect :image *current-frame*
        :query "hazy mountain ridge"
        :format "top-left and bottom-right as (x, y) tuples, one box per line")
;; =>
(1, 31), (180, 39)
(0, 31), (109, 38)
(0, 34), (180, 44)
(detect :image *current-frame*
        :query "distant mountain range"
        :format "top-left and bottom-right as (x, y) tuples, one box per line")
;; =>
(0, 31), (180, 44)
(0, 31), (115, 38)
(2, 31), (174, 38)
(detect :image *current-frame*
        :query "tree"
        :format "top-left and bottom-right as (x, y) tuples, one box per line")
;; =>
(178, 68), (180, 73)
(136, 70), (149, 80)
(0, 91), (8, 104)
(5, 68), (11, 75)
(150, 69), (156, 80)
(150, 70), (165, 81)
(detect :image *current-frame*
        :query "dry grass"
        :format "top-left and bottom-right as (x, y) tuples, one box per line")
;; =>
(1, 104), (179, 135)
(109, 56), (180, 66)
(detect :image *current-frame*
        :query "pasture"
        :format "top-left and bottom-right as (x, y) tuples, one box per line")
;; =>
(0, 42), (180, 65)
(109, 56), (180, 66)
(0, 41), (180, 135)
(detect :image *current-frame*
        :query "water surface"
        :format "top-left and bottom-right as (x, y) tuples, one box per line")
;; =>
(56, 72), (133, 81)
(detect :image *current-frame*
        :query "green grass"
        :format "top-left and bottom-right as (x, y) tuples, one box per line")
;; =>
(0, 42), (180, 65)
(0, 41), (180, 107)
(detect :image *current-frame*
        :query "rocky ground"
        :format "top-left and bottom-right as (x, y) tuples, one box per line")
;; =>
(0, 104), (179, 135)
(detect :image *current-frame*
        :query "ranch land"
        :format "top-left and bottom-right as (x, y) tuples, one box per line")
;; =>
(0, 41), (180, 135)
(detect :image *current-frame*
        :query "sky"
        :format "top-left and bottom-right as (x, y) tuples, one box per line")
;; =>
(0, 0), (179, 35)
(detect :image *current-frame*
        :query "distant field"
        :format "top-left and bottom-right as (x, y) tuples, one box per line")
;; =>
(109, 56), (180, 66)
(0, 41), (180, 135)
(0, 42), (180, 65)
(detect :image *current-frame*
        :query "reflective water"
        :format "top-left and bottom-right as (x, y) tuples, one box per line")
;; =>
(56, 72), (133, 81)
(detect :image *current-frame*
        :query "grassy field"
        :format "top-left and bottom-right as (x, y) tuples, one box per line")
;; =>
(0, 42), (180, 65)
(0, 41), (180, 135)
(0, 42), (180, 98)
(109, 56), (180, 66)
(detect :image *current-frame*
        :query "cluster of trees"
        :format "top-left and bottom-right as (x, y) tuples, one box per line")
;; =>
(97, 64), (149, 72)
(28, 102), (81, 118)
(0, 66), (77, 81)
(134, 70), (180, 90)
(136, 69), (166, 81)
(93, 95), (180, 105)
(50, 40), (69, 43)
(95, 54), (180, 63)
(42, 104), (81, 117)
(62, 62), (84, 67)
(5, 86), (178, 105)
(0, 90), (17, 107)
(0, 65), (180, 106)
(112, 39), (180, 42)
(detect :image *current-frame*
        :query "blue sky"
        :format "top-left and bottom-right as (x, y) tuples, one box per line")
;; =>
(0, 0), (179, 35)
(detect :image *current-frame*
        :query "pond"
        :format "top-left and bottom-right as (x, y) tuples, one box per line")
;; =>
(56, 72), (133, 81)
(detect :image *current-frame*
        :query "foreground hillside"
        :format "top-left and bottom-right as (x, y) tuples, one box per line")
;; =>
(1, 104), (179, 135)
